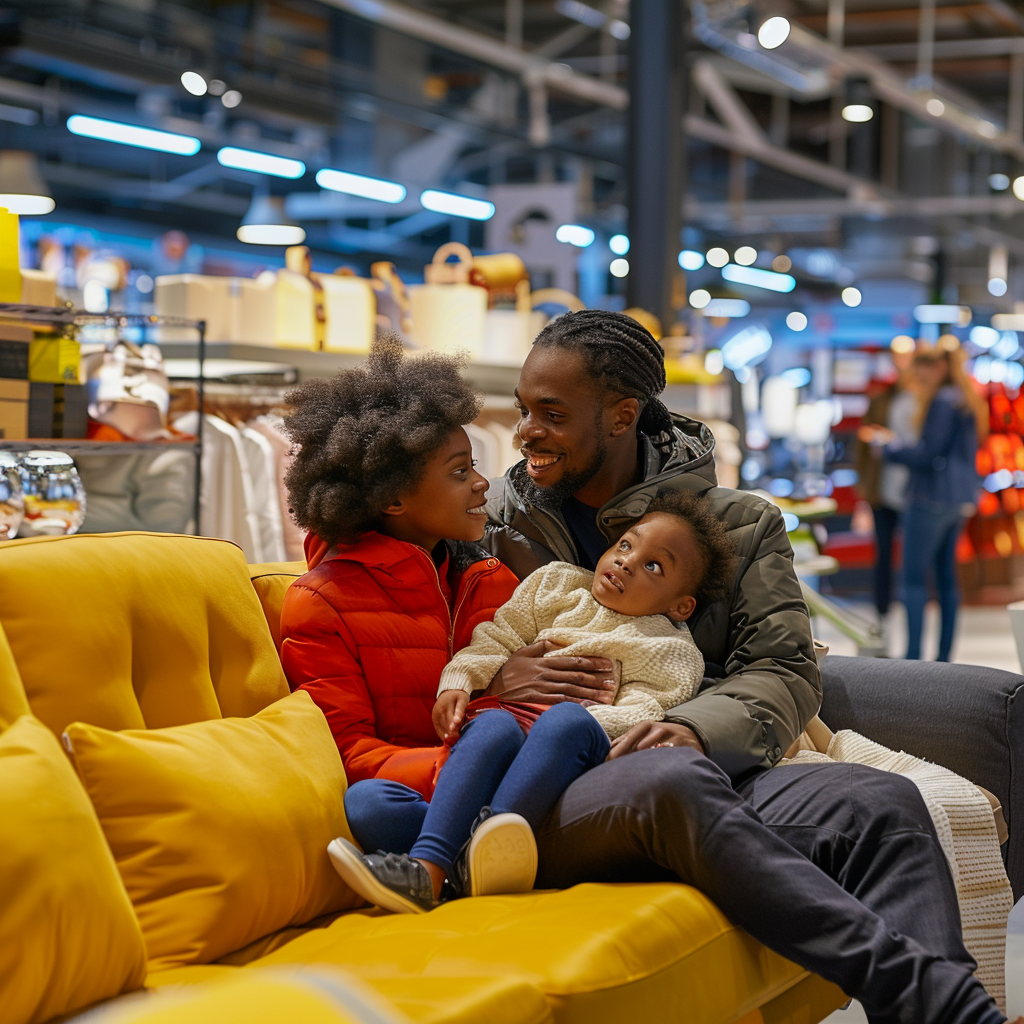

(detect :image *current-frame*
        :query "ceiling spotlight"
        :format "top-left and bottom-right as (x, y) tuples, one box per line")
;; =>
(978, 121), (999, 138)
(841, 287), (862, 307)
(221, 90), (242, 109)
(734, 246), (758, 266)
(609, 234), (629, 255)
(890, 335), (915, 354)
(555, 224), (596, 247)
(180, 71), (208, 96)
(610, 258), (629, 278)
(420, 189), (495, 220)
(678, 249), (705, 271)
(989, 278), (1008, 297)
(772, 254), (792, 273)
(1013, 176), (1024, 200)
(757, 16), (791, 49)
(217, 147), (305, 179)
(842, 104), (874, 123)
(689, 288), (712, 309)
(316, 168), (406, 203)
(236, 195), (305, 245)
(926, 98), (945, 117)
(207, 79), (227, 97)
(66, 115), (201, 156)
(0, 151), (55, 215)
(706, 246), (729, 268)
(990, 173), (1010, 191)
(786, 311), (808, 331)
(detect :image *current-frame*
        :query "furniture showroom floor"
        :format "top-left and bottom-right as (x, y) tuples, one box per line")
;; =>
(815, 602), (1024, 1021)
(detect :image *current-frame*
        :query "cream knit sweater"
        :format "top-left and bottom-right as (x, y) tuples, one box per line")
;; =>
(437, 562), (705, 740)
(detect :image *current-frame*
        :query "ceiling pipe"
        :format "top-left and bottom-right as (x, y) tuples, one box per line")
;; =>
(783, 23), (1024, 161)
(318, 0), (627, 109)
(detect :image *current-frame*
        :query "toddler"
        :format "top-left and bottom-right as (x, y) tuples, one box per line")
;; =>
(330, 490), (736, 914)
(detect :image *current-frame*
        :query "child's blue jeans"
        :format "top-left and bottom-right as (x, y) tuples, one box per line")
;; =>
(344, 701), (610, 874)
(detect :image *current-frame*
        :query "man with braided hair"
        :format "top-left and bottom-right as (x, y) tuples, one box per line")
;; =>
(481, 310), (1005, 1024)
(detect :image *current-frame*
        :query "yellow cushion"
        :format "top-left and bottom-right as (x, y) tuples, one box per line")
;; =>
(251, 884), (839, 1024)
(63, 690), (363, 971)
(0, 715), (147, 1024)
(144, 968), (552, 1024)
(91, 968), (412, 1024)
(0, 620), (30, 732)
(249, 560), (306, 652)
(0, 532), (288, 737)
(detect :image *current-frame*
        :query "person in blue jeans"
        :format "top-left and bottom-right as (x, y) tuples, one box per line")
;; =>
(337, 703), (608, 913)
(860, 345), (986, 661)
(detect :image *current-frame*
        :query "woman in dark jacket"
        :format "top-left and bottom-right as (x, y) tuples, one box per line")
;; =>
(861, 346), (984, 661)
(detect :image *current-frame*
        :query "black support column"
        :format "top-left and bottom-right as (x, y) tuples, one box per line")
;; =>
(626, 0), (687, 328)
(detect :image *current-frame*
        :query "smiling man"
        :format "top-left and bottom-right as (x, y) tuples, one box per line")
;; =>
(480, 310), (1006, 1024)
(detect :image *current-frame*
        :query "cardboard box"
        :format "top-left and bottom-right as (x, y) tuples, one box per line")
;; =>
(28, 334), (80, 384)
(29, 383), (55, 437)
(0, 324), (31, 380)
(0, 378), (28, 439)
(54, 383), (87, 439)
(0, 379), (58, 439)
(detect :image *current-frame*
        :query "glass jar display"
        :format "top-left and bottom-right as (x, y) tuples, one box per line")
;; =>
(17, 451), (87, 537)
(0, 451), (24, 540)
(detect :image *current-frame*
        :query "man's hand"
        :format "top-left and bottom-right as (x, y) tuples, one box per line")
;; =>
(607, 720), (705, 760)
(432, 690), (469, 741)
(484, 640), (617, 705)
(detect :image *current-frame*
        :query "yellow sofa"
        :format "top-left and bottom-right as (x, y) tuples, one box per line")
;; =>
(0, 532), (846, 1024)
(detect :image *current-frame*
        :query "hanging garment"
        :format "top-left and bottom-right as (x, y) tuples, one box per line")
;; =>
(249, 415), (307, 562)
(174, 411), (261, 562)
(241, 426), (287, 563)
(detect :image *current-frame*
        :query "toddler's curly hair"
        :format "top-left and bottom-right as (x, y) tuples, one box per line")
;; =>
(643, 490), (738, 604)
(283, 334), (483, 545)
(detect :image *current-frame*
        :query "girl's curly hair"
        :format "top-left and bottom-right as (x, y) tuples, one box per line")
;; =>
(643, 490), (738, 604)
(283, 334), (483, 546)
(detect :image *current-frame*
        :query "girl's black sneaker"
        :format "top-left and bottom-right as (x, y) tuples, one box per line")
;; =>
(328, 838), (439, 914)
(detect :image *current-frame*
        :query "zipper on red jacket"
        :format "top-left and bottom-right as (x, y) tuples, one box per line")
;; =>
(414, 547), (500, 659)
(449, 558), (500, 657)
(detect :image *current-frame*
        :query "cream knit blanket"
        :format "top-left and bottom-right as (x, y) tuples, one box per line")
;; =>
(783, 731), (1014, 1009)
(438, 562), (705, 739)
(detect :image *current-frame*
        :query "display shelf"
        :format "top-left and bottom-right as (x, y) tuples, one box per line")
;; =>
(0, 439), (200, 454)
(157, 342), (523, 392)
(0, 303), (204, 331)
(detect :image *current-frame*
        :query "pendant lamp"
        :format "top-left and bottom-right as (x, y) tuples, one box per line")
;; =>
(237, 194), (305, 245)
(0, 151), (55, 215)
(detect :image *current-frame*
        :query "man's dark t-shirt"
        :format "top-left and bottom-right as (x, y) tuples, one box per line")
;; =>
(561, 496), (606, 571)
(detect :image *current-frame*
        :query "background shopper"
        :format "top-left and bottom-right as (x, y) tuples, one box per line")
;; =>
(862, 346), (985, 661)
(855, 371), (918, 622)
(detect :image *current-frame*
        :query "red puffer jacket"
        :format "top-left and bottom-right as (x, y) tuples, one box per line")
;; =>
(280, 531), (519, 798)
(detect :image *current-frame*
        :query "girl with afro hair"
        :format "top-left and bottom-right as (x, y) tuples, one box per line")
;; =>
(281, 336), (596, 911)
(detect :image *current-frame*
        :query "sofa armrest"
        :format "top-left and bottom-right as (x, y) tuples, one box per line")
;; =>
(819, 654), (1024, 903)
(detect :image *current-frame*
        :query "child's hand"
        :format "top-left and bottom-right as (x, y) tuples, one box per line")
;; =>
(433, 690), (469, 741)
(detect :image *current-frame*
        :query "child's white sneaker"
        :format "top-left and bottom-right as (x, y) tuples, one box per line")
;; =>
(451, 807), (537, 897)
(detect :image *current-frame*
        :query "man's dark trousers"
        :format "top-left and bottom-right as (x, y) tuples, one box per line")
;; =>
(534, 748), (1001, 1024)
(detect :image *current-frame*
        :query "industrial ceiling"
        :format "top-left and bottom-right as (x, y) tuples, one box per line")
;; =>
(3, 0), (1024, 306)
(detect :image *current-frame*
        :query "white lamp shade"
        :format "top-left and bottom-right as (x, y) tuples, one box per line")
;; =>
(761, 377), (798, 438)
(0, 151), (55, 215)
(793, 401), (835, 446)
(237, 195), (305, 245)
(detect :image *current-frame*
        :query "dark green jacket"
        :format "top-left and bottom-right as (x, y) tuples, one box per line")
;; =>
(482, 414), (821, 782)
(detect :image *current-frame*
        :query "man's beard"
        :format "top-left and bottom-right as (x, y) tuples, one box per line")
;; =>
(519, 438), (608, 512)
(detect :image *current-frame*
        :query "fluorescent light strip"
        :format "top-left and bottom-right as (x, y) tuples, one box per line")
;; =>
(218, 147), (305, 179)
(420, 189), (495, 221)
(722, 263), (796, 293)
(316, 168), (406, 203)
(66, 115), (201, 156)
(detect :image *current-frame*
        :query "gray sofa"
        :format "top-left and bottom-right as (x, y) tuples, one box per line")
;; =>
(820, 655), (1024, 902)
